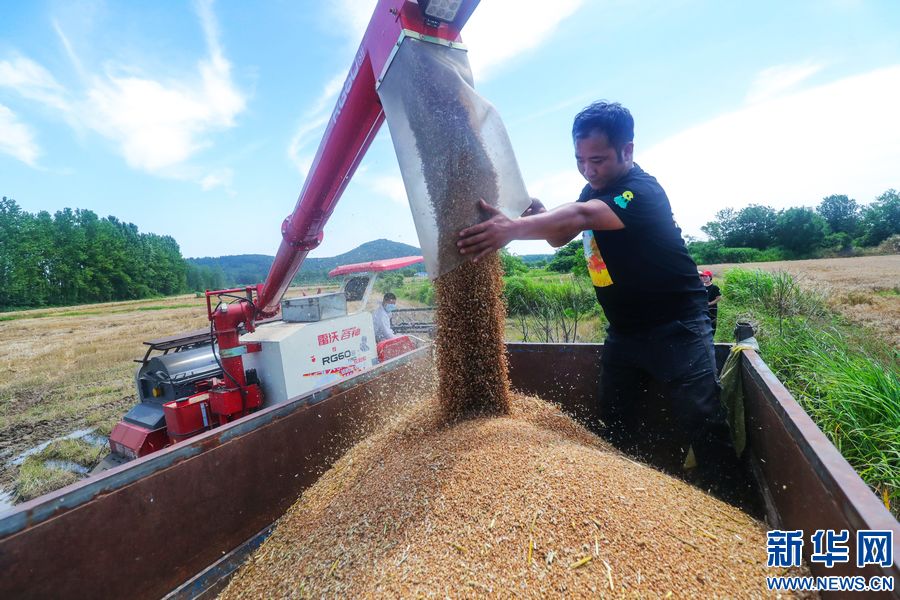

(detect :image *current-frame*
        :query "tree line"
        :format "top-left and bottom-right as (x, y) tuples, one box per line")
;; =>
(0, 197), (224, 310)
(689, 190), (899, 263)
(530, 189), (900, 271)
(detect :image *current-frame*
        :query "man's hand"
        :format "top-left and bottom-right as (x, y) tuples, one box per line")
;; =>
(457, 199), (518, 262)
(521, 198), (546, 217)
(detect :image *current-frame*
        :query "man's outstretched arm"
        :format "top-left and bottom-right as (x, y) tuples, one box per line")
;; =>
(458, 199), (624, 262)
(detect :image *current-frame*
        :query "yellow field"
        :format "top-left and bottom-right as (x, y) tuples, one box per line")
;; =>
(0, 286), (337, 499)
(700, 255), (900, 347)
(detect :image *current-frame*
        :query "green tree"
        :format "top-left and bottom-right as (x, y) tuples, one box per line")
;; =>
(776, 208), (827, 255)
(0, 197), (23, 308)
(858, 189), (900, 246)
(499, 249), (529, 276)
(0, 198), (194, 309)
(700, 208), (739, 245)
(186, 263), (225, 292)
(733, 205), (778, 249)
(702, 205), (778, 249)
(817, 194), (859, 236)
(687, 240), (723, 264)
(547, 239), (582, 273)
(376, 271), (404, 292)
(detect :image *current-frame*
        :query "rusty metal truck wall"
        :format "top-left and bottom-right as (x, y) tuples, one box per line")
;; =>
(0, 347), (435, 600)
(740, 349), (899, 588)
(2, 343), (897, 599)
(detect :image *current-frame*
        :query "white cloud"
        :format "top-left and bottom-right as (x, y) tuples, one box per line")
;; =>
(328, 0), (375, 47)
(639, 65), (900, 238)
(200, 168), (233, 191)
(326, 0), (585, 81)
(0, 2), (245, 185)
(287, 72), (345, 175)
(0, 104), (41, 166)
(504, 169), (587, 255)
(0, 55), (70, 111)
(507, 65), (900, 254)
(369, 174), (408, 205)
(296, 1), (588, 256)
(289, 0), (586, 174)
(0, 2), (245, 184)
(745, 61), (824, 104)
(43, 0), (247, 177)
(526, 169), (586, 210)
(463, 0), (584, 79)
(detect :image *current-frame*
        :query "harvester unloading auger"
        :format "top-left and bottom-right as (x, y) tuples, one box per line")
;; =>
(106, 0), (529, 463)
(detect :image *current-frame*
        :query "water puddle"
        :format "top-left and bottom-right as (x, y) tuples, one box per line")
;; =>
(45, 460), (91, 475)
(0, 428), (109, 516)
(0, 489), (14, 516)
(11, 428), (105, 466)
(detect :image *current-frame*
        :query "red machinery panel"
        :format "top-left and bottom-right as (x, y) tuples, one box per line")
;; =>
(163, 394), (211, 443)
(109, 421), (169, 459)
(377, 336), (416, 362)
(209, 384), (263, 424)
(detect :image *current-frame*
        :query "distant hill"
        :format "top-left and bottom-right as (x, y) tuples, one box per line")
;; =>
(520, 254), (553, 264)
(188, 239), (422, 286)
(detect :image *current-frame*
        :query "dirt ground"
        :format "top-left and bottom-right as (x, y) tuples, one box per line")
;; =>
(700, 254), (900, 348)
(0, 286), (341, 498)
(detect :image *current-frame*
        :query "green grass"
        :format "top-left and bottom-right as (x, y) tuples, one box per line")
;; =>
(717, 268), (899, 515)
(35, 437), (105, 466)
(14, 438), (106, 501)
(15, 460), (79, 501)
(136, 304), (197, 311)
(0, 303), (198, 321)
(873, 288), (900, 297)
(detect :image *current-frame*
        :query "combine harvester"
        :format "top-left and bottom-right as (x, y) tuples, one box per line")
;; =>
(0, 1), (896, 598)
(100, 255), (427, 468)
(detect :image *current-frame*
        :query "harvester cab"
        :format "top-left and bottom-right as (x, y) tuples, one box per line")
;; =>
(329, 255), (423, 310)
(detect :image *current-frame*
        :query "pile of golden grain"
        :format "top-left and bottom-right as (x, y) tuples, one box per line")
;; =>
(220, 393), (807, 598)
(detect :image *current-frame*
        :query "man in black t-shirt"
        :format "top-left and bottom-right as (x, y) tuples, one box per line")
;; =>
(700, 270), (722, 335)
(457, 101), (734, 481)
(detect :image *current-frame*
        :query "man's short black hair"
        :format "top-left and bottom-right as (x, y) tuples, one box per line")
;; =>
(572, 101), (634, 159)
(383, 292), (397, 302)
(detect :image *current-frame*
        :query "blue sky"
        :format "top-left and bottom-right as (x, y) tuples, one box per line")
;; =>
(2, 0), (899, 259)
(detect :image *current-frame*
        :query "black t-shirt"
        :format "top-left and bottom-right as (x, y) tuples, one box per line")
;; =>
(577, 164), (707, 331)
(706, 283), (721, 317)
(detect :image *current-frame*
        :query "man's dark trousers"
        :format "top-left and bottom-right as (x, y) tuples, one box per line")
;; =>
(598, 312), (733, 472)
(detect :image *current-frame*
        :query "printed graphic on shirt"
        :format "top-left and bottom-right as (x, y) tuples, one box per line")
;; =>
(582, 230), (613, 288)
(613, 190), (634, 209)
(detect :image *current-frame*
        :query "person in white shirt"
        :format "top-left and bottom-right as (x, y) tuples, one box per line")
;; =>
(372, 293), (397, 342)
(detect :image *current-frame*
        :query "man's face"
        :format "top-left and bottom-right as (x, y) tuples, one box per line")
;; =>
(700, 275), (711, 285)
(575, 132), (633, 191)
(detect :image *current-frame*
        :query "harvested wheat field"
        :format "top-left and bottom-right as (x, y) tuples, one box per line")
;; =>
(702, 255), (900, 346)
(220, 393), (809, 599)
(0, 286), (338, 500)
